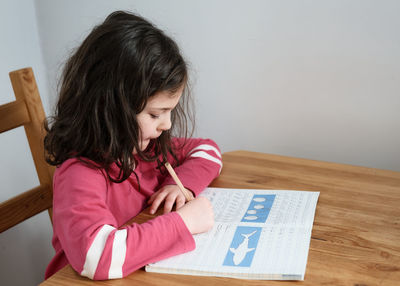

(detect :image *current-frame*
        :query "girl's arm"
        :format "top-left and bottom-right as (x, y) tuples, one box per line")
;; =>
(148, 138), (222, 213)
(164, 137), (222, 194)
(52, 160), (196, 280)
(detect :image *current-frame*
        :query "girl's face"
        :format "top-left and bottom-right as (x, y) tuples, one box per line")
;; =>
(136, 87), (183, 153)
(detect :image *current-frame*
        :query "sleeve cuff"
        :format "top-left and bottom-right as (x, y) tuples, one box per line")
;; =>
(168, 212), (195, 252)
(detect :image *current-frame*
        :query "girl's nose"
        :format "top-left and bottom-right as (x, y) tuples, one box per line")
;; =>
(158, 114), (172, 131)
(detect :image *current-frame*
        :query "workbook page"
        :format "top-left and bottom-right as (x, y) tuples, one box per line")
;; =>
(146, 188), (320, 280)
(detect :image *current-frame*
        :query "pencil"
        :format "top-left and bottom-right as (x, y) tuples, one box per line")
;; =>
(164, 162), (194, 202)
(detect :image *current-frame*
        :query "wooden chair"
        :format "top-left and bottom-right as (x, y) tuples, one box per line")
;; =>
(0, 67), (54, 233)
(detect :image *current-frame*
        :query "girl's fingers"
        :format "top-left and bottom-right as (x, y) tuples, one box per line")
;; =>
(175, 196), (186, 210)
(148, 191), (159, 204)
(148, 185), (187, 214)
(148, 194), (155, 205)
(149, 191), (168, 214)
(163, 194), (177, 214)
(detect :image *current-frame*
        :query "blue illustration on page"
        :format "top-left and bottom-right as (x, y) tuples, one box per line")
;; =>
(223, 226), (262, 267)
(241, 194), (275, 223)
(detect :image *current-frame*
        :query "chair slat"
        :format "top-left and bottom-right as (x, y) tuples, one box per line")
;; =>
(0, 67), (54, 233)
(0, 185), (53, 233)
(0, 100), (30, 133)
(9, 68), (54, 187)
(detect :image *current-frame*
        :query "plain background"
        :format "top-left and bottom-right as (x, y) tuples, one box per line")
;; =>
(1, 0), (399, 285)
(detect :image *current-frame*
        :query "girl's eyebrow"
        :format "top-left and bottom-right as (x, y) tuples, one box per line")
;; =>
(148, 107), (174, 111)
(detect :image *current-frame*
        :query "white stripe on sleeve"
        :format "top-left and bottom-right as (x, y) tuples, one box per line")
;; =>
(190, 151), (223, 173)
(188, 144), (222, 159)
(81, 224), (115, 279)
(108, 229), (127, 279)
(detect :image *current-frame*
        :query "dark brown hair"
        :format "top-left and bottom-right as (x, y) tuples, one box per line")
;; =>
(44, 11), (193, 183)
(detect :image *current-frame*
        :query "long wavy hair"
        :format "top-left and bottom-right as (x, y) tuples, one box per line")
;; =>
(44, 11), (193, 183)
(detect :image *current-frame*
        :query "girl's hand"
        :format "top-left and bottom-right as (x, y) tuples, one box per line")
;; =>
(176, 196), (214, 234)
(148, 185), (190, 214)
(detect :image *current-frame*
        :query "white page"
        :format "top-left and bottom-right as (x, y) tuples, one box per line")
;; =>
(146, 188), (319, 280)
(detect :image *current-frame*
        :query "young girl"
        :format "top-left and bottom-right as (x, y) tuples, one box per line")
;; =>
(44, 11), (222, 280)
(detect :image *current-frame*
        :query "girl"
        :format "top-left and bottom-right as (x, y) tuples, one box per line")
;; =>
(44, 11), (222, 280)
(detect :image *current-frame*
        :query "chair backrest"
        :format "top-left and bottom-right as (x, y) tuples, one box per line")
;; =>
(0, 67), (54, 233)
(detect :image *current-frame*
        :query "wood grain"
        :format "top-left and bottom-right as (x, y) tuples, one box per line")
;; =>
(0, 68), (54, 232)
(41, 150), (400, 285)
(0, 185), (52, 232)
(9, 68), (54, 187)
(0, 100), (30, 132)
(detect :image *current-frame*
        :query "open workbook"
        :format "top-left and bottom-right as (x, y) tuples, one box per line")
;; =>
(146, 188), (320, 280)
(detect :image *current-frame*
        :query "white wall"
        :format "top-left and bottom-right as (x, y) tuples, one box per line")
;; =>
(1, 0), (399, 285)
(0, 1), (53, 285)
(36, 0), (400, 171)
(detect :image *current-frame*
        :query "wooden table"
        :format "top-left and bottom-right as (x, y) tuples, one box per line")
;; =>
(41, 151), (400, 285)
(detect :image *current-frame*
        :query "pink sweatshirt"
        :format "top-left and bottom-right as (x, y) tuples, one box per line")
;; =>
(45, 138), (222, 280)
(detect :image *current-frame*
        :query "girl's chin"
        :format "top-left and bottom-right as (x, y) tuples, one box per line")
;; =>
(140, 139), (150, 150)
(132, 140), (150, 154)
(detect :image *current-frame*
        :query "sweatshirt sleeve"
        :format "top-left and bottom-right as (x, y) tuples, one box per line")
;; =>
(52, 160), (194, 280)
(161, 138), (222, 196)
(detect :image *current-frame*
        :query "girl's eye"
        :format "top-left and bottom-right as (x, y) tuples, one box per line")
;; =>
(150, 114), (160, 119)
